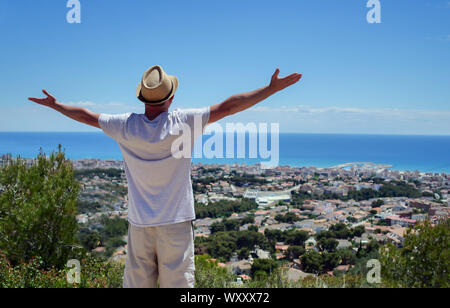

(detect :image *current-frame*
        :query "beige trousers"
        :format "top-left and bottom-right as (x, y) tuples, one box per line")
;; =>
(123, 221), (195, 288)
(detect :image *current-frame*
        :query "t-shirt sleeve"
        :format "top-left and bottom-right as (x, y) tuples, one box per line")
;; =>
(98, 113), (131, 141)
(180, 107), (210, 139)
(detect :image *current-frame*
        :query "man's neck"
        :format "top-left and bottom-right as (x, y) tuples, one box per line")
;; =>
(144, 107), (169, 121)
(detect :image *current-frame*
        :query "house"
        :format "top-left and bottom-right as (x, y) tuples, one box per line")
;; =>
(287, 268), (315, 282)
(229, 260), (253, 275)
(275, 242), (290, 252)
(386, 216), (416, 227)
(386, 227), (407, 247)
(238, 274), (251, 282)
(409, 200), (434, 212)
(92, 246), (105, 253)
(195, 194), (208, 204)
(305, 237), (317, 250)
(334, 265), (351, 272)
(254, 249), (271, 259)
(337, 240), (352, 250)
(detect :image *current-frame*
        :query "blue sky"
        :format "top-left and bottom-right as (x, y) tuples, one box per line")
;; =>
(0, 0), (449, 134)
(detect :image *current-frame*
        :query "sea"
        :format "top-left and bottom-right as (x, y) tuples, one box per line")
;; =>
(1, 132), (450, 173)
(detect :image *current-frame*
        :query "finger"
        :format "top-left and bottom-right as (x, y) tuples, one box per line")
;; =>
(273, 68), (280, 78)
(287, 74), (302, 82)
(281, 75), (297, 82)
(291, 77), (302, 85)
(284, 73), (300, 80)
(285, 76), (302, 86)
(42, 89), (53, 98)
(28, 98), (40, 103)
(291, 75), (302, 83)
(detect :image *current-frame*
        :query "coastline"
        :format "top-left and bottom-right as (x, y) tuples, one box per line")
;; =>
(66, 158), (448, 176)
(2, 153), (450, 175)
(0, 132), (449, 174)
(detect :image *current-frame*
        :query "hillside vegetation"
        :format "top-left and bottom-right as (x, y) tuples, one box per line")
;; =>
(0, 148), (448, 288)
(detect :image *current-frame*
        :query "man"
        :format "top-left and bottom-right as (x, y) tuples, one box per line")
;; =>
(28, 65), (302, 288)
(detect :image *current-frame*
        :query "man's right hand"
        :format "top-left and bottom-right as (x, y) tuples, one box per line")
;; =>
(209, 68), (303, 124)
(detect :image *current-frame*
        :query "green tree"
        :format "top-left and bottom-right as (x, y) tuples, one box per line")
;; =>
(337, 248), (356, 265)
(285, 230), (309, 246)
(0, 147), (79, 269)
(275, 212), (300, 224)
(322, 252), (340, 271)
(77, 229), (101, 251)
(100, 216), (128, 242)
(286, 246), (305, 261)
(329, 223), (352, 239)
(371, 199), (385, 208)
(237, 248), (250, 260)
(247, 225), (259, 232)
(236, 231), (269, 251)
(250, 258), (278, 277)
(352, 225), (366, 238)
(301, 251), (323, 274)
(206, 232), (238, 261)
(194, 255), (236, 288)
(380, 219), (450, 288)
(318, 238), (339, 252)
(195, 198), (258, 219)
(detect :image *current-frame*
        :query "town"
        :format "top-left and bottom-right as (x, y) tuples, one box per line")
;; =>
(41, 157), (450, 283)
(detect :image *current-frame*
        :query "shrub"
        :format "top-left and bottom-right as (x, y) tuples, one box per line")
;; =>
(194, 255), (236, 288)
(380, 219), (450, 288)
(0, 147), (79, 269)
(0, 254), (124, 288)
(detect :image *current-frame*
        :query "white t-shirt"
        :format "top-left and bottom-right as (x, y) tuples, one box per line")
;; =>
(98, 107), (210, 227)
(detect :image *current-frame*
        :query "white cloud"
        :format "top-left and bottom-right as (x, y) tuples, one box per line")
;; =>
(62, 101), (142, 113)
(2, 102), (450, 135)
(227, 105), (450, 135)
(435, 1), (450, 9)
(0, 101), (143, 132)
(66, 101), (97, 107)
(252, 105), (450, 117)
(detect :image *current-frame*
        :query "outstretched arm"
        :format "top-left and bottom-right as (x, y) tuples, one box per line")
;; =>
(208, 69), (302, 124)
(28, 90), (101, 129)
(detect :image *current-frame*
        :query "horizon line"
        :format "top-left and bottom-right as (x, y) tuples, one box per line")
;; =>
(1, 131), (450, 137)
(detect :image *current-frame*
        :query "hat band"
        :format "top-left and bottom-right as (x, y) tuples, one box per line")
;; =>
(139, 80), (174, 105)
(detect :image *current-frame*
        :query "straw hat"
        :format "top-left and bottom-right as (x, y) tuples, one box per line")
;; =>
(136, 65), (178, 105)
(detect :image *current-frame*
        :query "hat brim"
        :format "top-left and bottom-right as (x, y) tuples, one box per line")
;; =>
(136, 75), (178, 106)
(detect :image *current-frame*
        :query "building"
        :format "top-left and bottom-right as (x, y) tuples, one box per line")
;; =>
(386, 216), (417, 227)
(229, 260), (253, 275)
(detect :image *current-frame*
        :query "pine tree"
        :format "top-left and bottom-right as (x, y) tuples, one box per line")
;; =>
(0, 145), (79, 269)
(380, 219), (449, 288)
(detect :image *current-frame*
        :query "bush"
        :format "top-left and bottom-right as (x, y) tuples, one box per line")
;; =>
(301, 251), (322, 274)
(0, 147), (79, 269)
(194, 255), (236, 288)
(195, 198), (258, 219)
(0, 254), (124, 288)
(286, 246), (305, 261)
(380, 219), (450, 288)
(251, 258), (278, 277)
